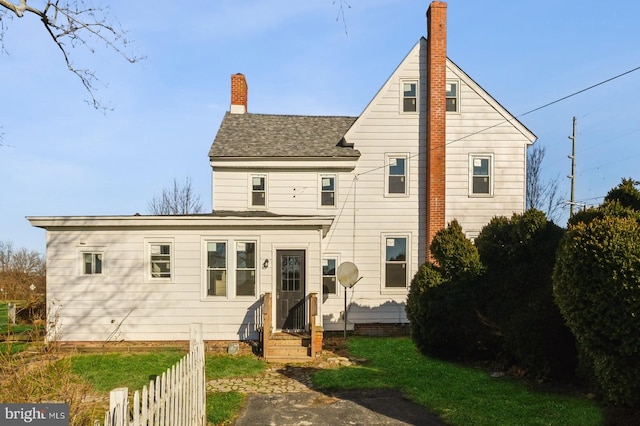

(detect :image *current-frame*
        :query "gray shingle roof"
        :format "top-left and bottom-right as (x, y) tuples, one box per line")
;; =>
(209, 113), (360, 158)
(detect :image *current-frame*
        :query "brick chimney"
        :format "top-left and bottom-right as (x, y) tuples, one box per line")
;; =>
(230, 73), (248, 114)
(426, 1), (447, 260)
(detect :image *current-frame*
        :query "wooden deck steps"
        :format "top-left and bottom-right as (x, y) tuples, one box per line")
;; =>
(265, 332), (313, 363)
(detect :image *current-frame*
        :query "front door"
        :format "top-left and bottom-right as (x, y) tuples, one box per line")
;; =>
(276, 250), (306, 331)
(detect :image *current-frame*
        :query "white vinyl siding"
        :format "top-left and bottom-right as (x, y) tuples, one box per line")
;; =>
(42, 226), (323, 342)
(445, 59), (531, 236)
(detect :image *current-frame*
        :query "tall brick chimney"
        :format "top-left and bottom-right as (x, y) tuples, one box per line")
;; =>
(230, 73), (248, 114)
(426, 1), (447, 260)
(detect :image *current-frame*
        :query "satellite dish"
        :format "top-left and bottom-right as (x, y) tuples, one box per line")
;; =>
(337, 261), (360, 288)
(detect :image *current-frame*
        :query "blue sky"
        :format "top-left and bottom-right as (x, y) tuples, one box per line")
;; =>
(2, 0), (640, 253)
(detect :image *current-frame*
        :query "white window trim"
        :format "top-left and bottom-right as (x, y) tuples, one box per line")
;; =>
(249, 174), (268, 209)
(446, 79), (460, 113)
(77, 247), (105, 276)
(321, 254), (341, 298)
(400, 79), (419, 114)
(469, 153), (494, 197)
(144, 238), (174, 283)
(380, 233), (411, 294)
(201, 237), (260, 300)
(318, 174), (338, 209)
(385, 153), (410, 197)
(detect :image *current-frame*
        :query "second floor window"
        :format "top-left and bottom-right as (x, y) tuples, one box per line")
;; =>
(251, 175), (266, 207)
(320, 175), (336, 207)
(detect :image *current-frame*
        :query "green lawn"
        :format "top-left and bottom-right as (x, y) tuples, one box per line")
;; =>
(71, 351), (265, 425)
(0, 302), (39, 354)
(66, 337), (606, 425)
(313, 337), (604, 426)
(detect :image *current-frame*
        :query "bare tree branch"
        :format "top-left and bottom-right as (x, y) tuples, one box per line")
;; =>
(332, 0), (350, 34)
(527, 145), (564, 223)
(148, 177), (204, 216)
(0, 0), (142, 111)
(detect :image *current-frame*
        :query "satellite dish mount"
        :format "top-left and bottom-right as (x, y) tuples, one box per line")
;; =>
(337, 261), (362, 339)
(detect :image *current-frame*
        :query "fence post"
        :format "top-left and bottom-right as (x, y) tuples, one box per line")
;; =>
(190, 323), (206, 426)
(7, 302), (15, 325)
(109, 387), (128, 426)
(190, 323), (202, 350)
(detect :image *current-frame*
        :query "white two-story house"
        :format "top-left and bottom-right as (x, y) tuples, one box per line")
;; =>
(29, 2), (535, 356)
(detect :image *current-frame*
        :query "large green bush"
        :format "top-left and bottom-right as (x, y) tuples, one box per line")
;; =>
(475, 209), (576, 378)
(406, 220), (484, 359)
(554, 215), (640, 405)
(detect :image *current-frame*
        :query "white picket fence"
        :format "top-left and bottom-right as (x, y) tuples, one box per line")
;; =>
(95, 324), (206, 426)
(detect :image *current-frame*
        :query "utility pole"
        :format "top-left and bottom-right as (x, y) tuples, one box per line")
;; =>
(568, 116), (577, 217)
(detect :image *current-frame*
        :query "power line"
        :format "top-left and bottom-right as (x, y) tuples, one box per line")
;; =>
(519, 65), (640, 118)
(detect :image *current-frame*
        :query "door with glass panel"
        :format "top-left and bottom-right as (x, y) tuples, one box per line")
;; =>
(276, 250), (306, 331)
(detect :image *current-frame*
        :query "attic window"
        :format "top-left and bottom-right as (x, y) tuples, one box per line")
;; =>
(446, 81), (458, 112)
(402, 81), (418, 112)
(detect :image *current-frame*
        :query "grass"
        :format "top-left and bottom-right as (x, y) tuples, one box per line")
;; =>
(205, 354), (264, 425)
(70, 350), (186, 391)
(71, 351), (265, 425)
(207, 392), (246, 426)
(313, 337), (604, 426)
(0, 302), (39, 354)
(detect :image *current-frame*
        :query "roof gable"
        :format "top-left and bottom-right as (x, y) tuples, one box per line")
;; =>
(446, 56), (536, 143)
